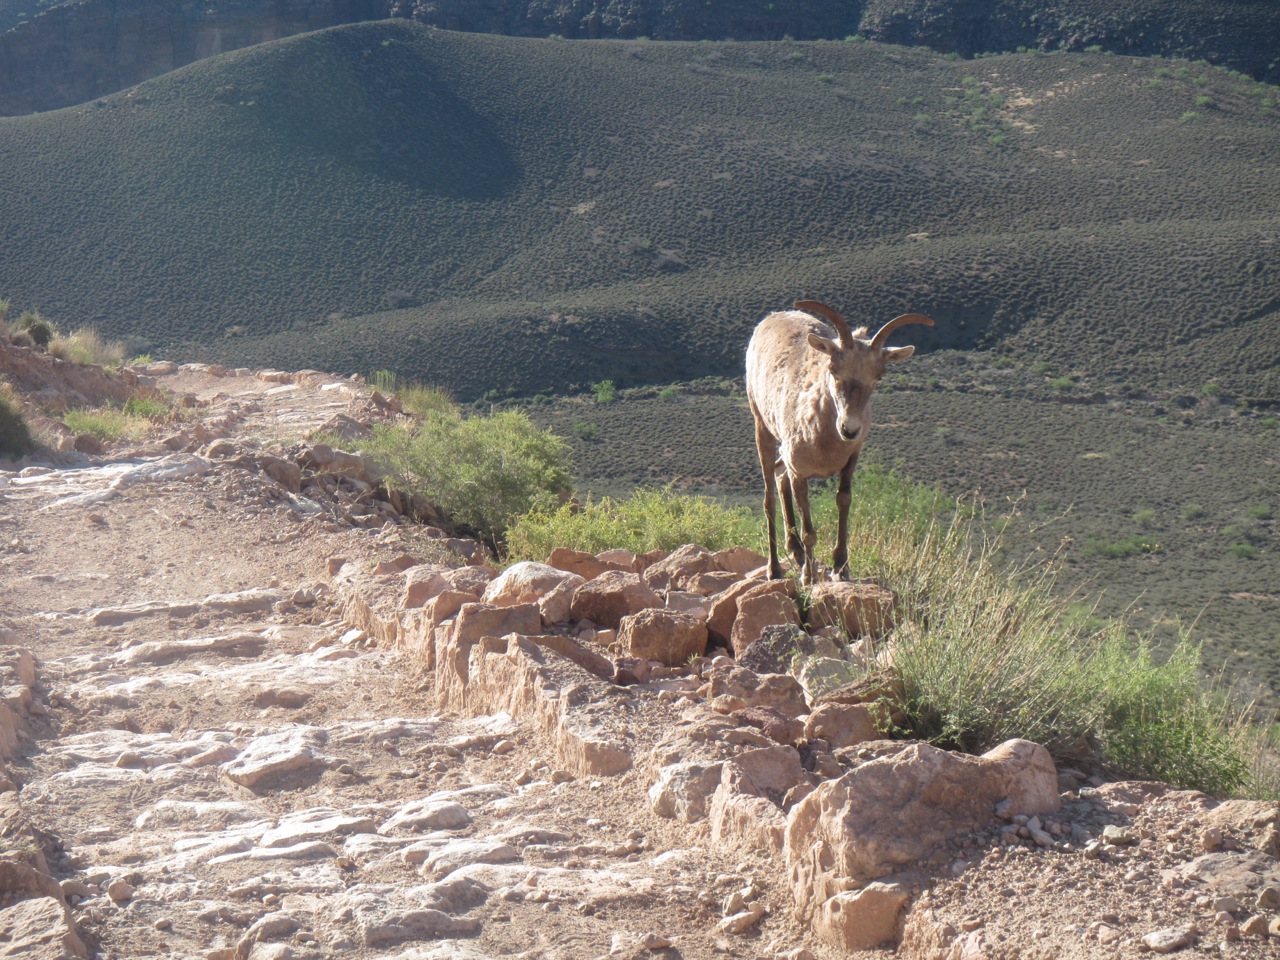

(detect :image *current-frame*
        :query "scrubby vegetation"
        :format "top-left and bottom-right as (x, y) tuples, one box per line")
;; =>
(506, 485), (756, 560)
(359, 394), (571, 547)
(60, 395), (179, 442)
(48, 327), (127, 368)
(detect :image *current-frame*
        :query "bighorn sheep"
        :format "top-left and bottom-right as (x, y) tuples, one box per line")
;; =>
(745, 300), (934, 583)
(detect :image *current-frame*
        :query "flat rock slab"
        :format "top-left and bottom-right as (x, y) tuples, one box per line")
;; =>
(221, 727), (329, 788)
(421, 840), (520, 880)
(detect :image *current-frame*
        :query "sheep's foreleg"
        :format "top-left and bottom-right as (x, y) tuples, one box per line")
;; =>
(790, 473), (819, 584)
(832, 450), (859, 579)
(753, 414), (785, 580)
(778, 473), (806, 577)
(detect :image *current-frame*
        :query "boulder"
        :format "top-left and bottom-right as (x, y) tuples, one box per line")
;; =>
(402, 568), (451, 609)
(440, 566), (495, 596)
(786, 739), (1059, 951)
(570, 571), (661, 629)
(642, 543), (717, 592)
(482, 562), (582, 607)
(618, 609), (708, 666)
(804, 702), (885, 750)
(806, 581), (896, 638)
(730, 591), (801, 655)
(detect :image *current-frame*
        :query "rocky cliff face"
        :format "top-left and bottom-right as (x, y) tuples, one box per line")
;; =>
(1, 0), (1276, 117)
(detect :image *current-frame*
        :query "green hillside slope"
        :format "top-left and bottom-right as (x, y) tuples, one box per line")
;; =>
(0, 22), (1277, 400)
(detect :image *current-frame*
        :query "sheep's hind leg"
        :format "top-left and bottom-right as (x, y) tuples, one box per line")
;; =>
(832, 450), (859, 579)
(790, 473), (819, 585)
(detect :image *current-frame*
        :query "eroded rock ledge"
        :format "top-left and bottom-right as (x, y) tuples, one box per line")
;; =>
(336, 541), (1066, 950)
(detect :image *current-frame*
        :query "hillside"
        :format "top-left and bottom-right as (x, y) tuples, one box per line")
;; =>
(0, 22), (1277, 403)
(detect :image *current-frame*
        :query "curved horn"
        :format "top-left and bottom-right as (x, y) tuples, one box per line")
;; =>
(869, 313), (935, 350)
(794, 300), (854, 349)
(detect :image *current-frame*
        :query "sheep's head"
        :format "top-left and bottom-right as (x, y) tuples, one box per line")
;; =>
(798, 300), (934, 444)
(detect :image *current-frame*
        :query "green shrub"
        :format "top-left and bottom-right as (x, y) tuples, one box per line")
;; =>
(877, 510), (1254, 794)
(592, 379), (617, 404)
(1181, 503), (1207, 521)
(1180, 110), (1201, 123)
(1132, 508), (1157, 528)
(1031, 361), (1053, 375)
(1195, 96), (1214, 109)
(16, 310), (54, 349)
(1247, 505), (1272, 521)
(398, 384), (456, 418)
(0, 385), (34, 457)
(1087, 632), (1252, 795)
(1084, 535), (1161, 558)
(572, 421), (597, 441)
(62, 405), (153, 442)
(658, 385), (680, 400)
(361, 400), (571, 546)
(1261, 418), (1279, 429)
(1230, 543), (1259, 559)
(506, 485), (756, 561)
(1049, 376), (1076, 391)
(1201, 382), (1222, 398)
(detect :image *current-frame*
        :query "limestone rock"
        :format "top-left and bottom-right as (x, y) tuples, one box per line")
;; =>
(642, 543), (716, 592)
(786, 739), (1059, 951)
(730, 591), (801, 655)
(482, 562), (582, 607)
(649, 761), (724, 822)
(571, 572), (661, 630)
(401, 567), (450, 609)
(805, 581), (896, 638)
(618, 609), (707, 666)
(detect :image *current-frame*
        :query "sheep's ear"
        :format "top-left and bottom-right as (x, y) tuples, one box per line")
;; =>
(807, 333), (839, 356)
(884, 345), (916, 363)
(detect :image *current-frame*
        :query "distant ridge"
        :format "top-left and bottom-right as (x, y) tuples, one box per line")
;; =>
(0, 22), (1277, 401)
(1, 0), (1277, 116)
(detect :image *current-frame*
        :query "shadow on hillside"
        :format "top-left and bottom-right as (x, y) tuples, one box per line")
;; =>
(253, 28), (519, 199)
